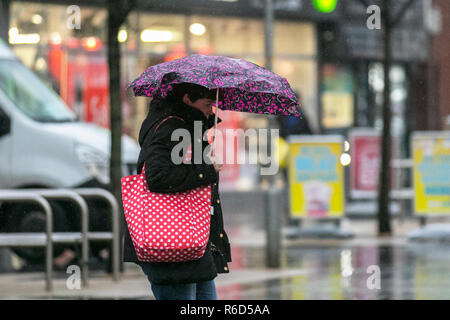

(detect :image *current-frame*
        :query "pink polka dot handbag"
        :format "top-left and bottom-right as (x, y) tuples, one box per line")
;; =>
(121, 165), (212, 262)
(121, 117), (212, 263)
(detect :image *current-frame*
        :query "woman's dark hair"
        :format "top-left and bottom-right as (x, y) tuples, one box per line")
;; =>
(170, 83), (216, 102)
(149, 83), (217, 112)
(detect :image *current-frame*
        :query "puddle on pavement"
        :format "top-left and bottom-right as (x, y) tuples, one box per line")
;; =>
(220, 242), (450, 300)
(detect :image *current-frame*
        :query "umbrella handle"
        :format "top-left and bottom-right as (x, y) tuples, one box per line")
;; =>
(212, 88), (219, 157)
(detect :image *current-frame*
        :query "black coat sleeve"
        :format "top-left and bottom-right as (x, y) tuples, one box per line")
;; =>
(143, 118), (218, 194)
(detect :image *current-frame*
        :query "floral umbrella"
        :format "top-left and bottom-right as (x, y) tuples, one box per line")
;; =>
(128, 54), (302, 117)
(128, 54), (303, 154)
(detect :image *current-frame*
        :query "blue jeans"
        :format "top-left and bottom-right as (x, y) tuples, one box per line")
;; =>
(138, 262), (217, 300)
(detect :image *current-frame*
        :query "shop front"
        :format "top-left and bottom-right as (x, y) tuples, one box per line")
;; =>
(319, 0), (429, 160)
(320, 0), (431, 209)
(6, 0), (333, 190)
(7, 0), (324, 131)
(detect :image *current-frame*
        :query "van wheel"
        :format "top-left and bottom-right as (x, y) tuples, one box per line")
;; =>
(6, 202), (70, 263)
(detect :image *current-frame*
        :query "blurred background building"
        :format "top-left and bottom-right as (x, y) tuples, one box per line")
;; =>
(0, 0), (448, 188)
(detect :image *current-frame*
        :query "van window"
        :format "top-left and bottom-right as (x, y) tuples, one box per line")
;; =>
(0, 60), (76, 122)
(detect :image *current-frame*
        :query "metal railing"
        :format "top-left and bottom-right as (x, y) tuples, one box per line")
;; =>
(23, 189), (90, 287)
(390, 158), (414, 200)
(389, 158), (417, 225)
(0, 191), (53, 291)
(74, 188), (120, 282)
(0, 187), (120, 292)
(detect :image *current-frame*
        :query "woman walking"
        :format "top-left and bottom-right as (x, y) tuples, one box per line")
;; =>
(123, 83), (231, 300)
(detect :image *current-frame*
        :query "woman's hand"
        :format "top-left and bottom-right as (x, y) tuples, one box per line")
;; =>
(208, 149), (223, 172)
(212, 159), (223, 172)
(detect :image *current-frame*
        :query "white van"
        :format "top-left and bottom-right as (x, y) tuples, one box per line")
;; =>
(0, 40), (140, 263)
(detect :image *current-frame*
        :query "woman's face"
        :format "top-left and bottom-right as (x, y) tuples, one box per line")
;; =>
(183, 94), (214, 118)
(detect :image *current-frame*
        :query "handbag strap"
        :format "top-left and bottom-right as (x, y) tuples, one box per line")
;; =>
(142, 115), (185, 172)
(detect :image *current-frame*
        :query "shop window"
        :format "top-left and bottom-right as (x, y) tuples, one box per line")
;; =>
(274, 59), (318, 131)
(320, 64), (355, 129)
(274, 22), (316, 56)
(189, 16), (263, 56)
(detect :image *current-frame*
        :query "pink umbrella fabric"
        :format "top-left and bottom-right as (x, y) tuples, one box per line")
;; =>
(128, 54), (302, 117)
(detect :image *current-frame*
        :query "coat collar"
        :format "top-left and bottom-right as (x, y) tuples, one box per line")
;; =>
(138, 96), (223, 146)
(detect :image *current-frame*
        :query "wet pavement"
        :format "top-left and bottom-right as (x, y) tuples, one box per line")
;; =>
(2, 192), (450, 301)
(2, 225), (450, 300)
(219, 240), (450, 300)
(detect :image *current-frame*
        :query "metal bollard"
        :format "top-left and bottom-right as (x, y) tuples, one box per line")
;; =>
(264, 186), (281, 268)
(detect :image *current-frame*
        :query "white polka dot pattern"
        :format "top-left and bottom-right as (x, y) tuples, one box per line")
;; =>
(121, 169), (211, 262)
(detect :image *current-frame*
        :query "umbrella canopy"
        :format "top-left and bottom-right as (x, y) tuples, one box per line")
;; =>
(128, 54), (302, 117)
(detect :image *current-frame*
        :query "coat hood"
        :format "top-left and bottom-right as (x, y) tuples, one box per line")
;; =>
(138, 96), (223, 147)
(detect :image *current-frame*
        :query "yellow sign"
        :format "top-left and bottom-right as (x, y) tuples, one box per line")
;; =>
(413, 132), (450, 215)
(288, 136), (345, 218)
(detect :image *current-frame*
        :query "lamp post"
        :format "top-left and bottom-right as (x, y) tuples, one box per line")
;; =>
(264, 0), (281, 269)
(377, 0), (392, 235)
(0, 0), (10, 44)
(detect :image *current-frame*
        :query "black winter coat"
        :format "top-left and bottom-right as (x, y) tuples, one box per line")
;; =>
(122, 95), (232, 285)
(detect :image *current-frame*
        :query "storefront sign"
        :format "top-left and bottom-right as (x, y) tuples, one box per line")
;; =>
(84, 60), (109, 128)
(144, 0), (341, 21)
(342, 0), (427, 61)
(288, 135), (345, 218)
(342, 26), (428, 62)
(412, 131), (450, 215)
